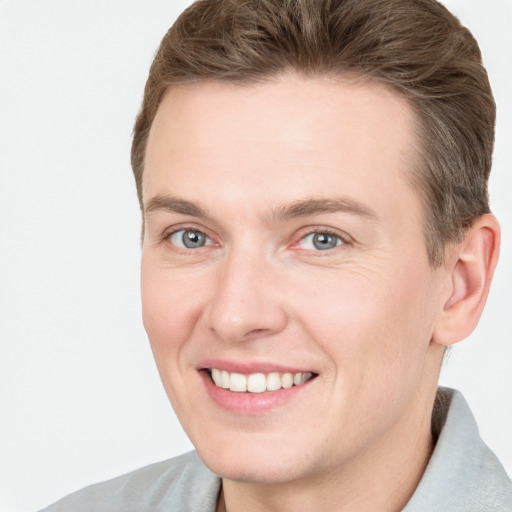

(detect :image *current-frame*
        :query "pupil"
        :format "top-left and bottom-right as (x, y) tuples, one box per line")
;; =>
(313, 233), (337, 250)
(183, 230), (205, 248)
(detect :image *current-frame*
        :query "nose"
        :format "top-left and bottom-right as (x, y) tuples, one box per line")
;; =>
(203, 249), (288, 343)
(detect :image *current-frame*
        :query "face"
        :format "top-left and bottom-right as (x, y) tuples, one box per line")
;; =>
(141, 75), (447, 484)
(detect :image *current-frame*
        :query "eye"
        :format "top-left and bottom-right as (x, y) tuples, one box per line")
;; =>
(168, 229), (213, 249)
(298, 231), (344, 251)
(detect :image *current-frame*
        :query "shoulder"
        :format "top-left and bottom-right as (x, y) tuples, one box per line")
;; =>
(405, 388), (512, 512)
(38, 451), (221, 512)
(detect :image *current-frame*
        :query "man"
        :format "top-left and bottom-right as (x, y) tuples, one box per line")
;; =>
(41, 0), (512, 510)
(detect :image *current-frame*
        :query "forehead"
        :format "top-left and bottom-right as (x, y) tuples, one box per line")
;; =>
(147, 75), (416, 157)
(143, 75), (420, 225)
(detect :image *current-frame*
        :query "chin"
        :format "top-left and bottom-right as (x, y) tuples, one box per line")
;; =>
(201, 453), (308, 484)
(192, 431), (326, 484)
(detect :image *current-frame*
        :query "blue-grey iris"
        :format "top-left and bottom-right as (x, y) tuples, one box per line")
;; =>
(182, 230), (207, 248)
(312, 233), (338, 250)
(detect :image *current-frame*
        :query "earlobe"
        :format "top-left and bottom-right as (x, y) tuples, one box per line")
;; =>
(433, 214), (500, 347)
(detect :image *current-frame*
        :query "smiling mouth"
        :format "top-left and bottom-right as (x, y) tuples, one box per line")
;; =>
(208, 368), (316, 393)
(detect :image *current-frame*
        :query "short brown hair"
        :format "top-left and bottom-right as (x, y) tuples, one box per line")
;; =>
(131, 0), (495, 266)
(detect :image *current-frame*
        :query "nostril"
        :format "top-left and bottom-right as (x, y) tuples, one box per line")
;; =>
(208, 324), (279, 343)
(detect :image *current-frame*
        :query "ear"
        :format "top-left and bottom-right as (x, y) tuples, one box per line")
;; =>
(433, 213), (500, 347)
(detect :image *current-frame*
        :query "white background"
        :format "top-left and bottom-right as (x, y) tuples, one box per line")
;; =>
(0, 1), (510, 511)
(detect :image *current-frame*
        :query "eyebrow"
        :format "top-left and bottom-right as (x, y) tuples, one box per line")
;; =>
(144, 195), (378, 222)
(144, 196), (209, 217)
(270, 197), (379, 222)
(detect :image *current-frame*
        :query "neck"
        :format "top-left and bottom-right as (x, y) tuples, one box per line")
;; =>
(218, 381), (438, 512)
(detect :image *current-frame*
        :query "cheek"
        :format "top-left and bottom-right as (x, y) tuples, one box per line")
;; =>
(140, 260), (204, 361)
(292, 263), (435, 380)
(140, 260), (212, 417)
(296, 268), (437, 441)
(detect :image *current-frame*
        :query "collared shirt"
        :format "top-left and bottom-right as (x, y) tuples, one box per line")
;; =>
(40, 388), (512, 511)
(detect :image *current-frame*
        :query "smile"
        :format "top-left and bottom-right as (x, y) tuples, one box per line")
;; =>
(209, 368), (314, 393)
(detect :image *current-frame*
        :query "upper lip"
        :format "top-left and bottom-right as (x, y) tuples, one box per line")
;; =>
(198, 359), (315, 375)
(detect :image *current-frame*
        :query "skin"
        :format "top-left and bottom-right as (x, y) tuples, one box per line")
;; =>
(140, 75), (492, 511)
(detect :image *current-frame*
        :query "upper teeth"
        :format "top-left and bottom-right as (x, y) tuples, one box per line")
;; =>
(210, 369), (313, 393)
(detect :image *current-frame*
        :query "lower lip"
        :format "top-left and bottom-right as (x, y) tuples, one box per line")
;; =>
(200, 371), (314, 415)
